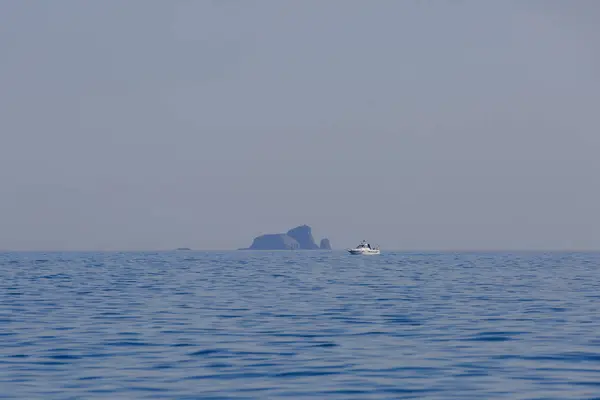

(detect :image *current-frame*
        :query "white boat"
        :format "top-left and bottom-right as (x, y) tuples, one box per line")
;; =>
(347, 240), (380, 255)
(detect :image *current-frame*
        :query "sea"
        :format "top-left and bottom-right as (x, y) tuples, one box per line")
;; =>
(1, 250), (600, 399)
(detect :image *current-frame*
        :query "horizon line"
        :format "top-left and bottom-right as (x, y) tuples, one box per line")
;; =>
(1, 248), (599, 253)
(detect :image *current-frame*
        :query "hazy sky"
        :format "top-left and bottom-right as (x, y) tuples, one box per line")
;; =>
(1, 0), (598, 251)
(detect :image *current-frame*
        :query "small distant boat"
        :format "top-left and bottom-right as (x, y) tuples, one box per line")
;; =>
(347, 240), (380, 255)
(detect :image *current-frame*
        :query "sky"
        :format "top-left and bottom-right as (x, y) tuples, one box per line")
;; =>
(0, 0), (598, 251)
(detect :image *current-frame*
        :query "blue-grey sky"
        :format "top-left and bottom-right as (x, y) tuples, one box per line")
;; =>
(1, 0), (598, 251)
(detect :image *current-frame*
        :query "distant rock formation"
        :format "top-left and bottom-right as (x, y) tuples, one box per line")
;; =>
(246, 233), (300, 250)
(287, 225), (320, 249)
(240, 225), (331, 250)
(319, 238), (332, 250)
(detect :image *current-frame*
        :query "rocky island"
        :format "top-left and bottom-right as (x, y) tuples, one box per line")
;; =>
(240, 225), (332, 250)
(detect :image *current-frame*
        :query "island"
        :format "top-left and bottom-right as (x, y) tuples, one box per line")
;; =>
(240, 225), (332, 250)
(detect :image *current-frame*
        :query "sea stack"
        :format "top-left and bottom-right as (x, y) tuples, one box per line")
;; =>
(319, 238), (332, 250)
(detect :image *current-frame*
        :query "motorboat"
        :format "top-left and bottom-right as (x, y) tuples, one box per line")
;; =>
(347, 240), (380, 255)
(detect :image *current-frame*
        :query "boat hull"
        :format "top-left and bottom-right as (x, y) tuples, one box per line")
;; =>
(347, 249), (380, 255)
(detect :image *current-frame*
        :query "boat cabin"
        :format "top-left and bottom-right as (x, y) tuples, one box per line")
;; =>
(357, 240), (372, 249)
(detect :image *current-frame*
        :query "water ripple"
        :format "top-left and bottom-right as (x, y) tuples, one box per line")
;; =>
(1, 250), (600, 399)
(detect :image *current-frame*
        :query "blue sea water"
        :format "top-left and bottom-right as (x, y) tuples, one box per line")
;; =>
(1, 250), (600, 399)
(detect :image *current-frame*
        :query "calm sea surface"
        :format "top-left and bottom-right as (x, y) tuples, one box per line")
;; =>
(1, 251), (600, 399)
